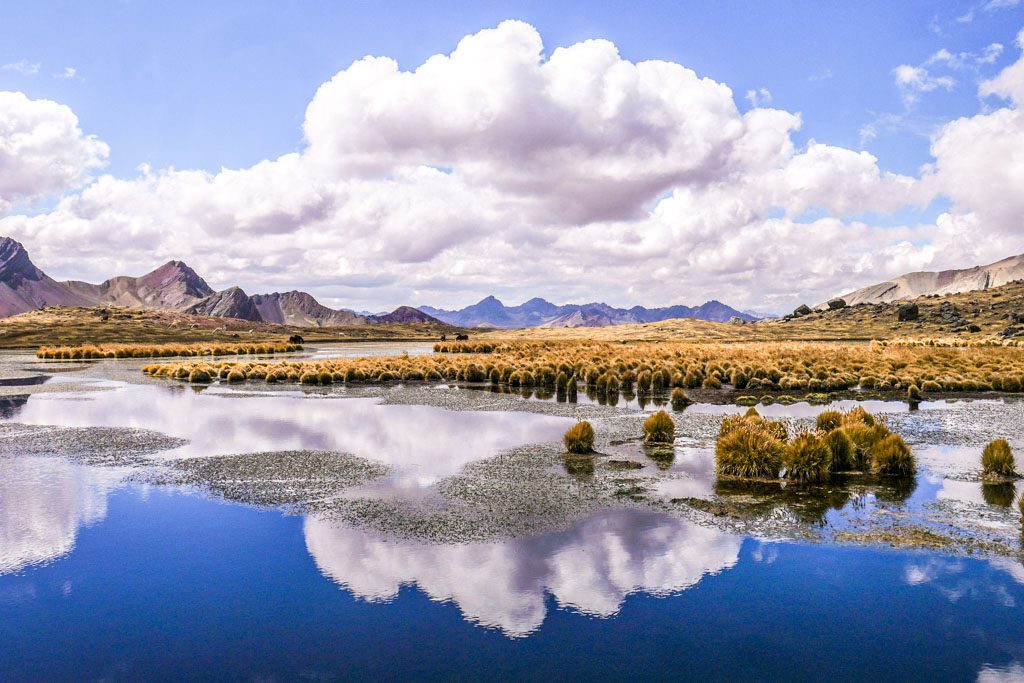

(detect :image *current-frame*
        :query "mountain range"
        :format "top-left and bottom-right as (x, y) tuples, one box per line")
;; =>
(0, 237), (438, 326)
(419, 296), (755, 328)
(834, 253), (1024, 306)
(0, 237), (762, 329)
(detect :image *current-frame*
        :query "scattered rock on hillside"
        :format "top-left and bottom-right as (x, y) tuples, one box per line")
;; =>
(827, 298), (847, 310)
(897, 303), (919, 321)
(793, 304), (812, 317)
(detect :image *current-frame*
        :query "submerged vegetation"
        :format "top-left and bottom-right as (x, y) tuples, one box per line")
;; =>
(40, 341), (301, 359)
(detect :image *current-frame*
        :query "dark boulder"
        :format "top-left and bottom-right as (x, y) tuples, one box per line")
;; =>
(793, 304), (812, 317)
(827, 298), (847, 310)
(897, 303), (919, 322)
(288, 334), (304, 344)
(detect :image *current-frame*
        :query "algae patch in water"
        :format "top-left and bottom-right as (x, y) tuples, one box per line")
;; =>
(170, 450), (391, 510)
(0, 423), (187, 466)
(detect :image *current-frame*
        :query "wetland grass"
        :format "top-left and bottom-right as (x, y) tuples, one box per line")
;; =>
(643, 411), (675, 444)
(783, 431), (833, 483)
(716, 406), (916, 482)
(144, 339), (1024, 403)
(715, 418), (785, 479)
(40, 341), (300, 359)
(981, 439), (1018, 479)
(564, 421), (595, 454)
(870, 434), (916, 477)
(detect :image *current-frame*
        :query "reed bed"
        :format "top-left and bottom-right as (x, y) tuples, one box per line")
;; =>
(40, 341), (301, 359)
(143, 340), (1024, 397)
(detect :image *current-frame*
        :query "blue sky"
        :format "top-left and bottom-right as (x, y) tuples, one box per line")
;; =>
(5, 0), (1018, 178)
(1, 1), (1023, 311)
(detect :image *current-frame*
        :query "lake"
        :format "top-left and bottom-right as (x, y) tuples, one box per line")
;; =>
(1, 346), (1022, 681)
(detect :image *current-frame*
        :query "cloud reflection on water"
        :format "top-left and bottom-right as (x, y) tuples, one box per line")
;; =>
(304, 508), (741, 637)
(0, 457), (124, 575)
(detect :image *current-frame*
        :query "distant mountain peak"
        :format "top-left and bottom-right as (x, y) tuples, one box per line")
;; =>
(0, 236), (92, 316)
(421, 295), (753, 328)
(0, 237), (44, 287)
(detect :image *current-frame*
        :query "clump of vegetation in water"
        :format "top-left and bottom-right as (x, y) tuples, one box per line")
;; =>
(715, 418), (785, 479)
(643, 411), (675, 444)
(870, 434), (916, 476)
(187, 368), (211, 384)
(981, 439), (1018, 479)
(670, 387), (691, 410)
(563, 421), (595, 454)
(783, 431), (833, 483)
(822, 428), (856, 471)
(716, 406), (916, 481)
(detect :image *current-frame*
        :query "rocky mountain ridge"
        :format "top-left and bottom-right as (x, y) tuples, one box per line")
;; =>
(0, 237), (438, 327)
(835, 253), (1024, 306)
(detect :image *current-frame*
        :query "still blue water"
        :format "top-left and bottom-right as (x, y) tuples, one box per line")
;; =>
(2, 485), (1023, 681)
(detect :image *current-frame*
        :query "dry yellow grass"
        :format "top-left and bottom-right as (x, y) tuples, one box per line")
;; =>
(38, 341), (302, 359)
(472, 279), (1024, 344)
(0, 306), (461, 349)
(144, 339), (1024, 396)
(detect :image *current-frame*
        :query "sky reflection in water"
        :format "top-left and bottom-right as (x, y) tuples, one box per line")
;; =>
(2, 375), (1024, 678)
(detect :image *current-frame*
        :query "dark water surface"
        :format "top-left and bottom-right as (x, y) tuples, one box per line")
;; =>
(2, 350), (1024, 680)
(2, 486), (1024, 681)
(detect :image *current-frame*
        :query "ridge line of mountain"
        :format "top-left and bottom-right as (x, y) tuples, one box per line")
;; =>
(0, 235), (754, 328)
(830, 252), (1024, 307)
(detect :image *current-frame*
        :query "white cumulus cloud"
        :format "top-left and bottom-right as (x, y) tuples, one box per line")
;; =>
(0, 91), (109, 211)
(1, 21), (1021, 311)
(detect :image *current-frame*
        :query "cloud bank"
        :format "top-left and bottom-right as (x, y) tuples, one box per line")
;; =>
(0, 21), (1022, 310)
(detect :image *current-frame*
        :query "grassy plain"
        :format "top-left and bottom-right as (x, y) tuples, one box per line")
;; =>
(0, 306), (461, 348)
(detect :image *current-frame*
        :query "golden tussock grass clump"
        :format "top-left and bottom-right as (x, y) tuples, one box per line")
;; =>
(783, 431), (833, 483)
(564, 421), (595, 454)
(716, 406), (916, 482)
(39, 341), (301, 359)
(981, 439), (1018, 479)
(643, 410), (675, 444)
(715, 418), (785, 479)
(870, 434), (916, 476)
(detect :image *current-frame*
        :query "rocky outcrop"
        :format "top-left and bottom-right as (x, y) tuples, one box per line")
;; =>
(897, 303), (919, 321)
(827, 298), (847, 310)
(251, 291), (364, 327)
(835, 254), (1024, 306)
(185, 287), (261, 321)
